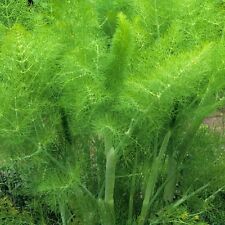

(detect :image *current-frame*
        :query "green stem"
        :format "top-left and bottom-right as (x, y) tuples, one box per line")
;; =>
(138, 131), (171, 225)
(128, 154), (138, 224)
(59, 200), (67, 225)
(105, 146), (117, 208)
(99, 134), (116, 225)
(163, 154), (178, 203)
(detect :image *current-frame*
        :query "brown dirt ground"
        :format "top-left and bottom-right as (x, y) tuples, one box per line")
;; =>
(203, 110), (225, 134)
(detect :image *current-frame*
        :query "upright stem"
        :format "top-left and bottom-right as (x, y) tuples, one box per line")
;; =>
(105, 146), (117, 209)
(163, 154), (178, 203)
(99, 133), (116, 225)
(128, 154), (138, 224)
(138, 131), (171, 225)
(59, 200), (67, 225)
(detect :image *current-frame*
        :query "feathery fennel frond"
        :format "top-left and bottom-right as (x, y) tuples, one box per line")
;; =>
(0, 1), (225, 225)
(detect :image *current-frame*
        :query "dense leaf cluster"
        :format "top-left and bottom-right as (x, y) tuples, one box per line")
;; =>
(0, 0), (224, 225)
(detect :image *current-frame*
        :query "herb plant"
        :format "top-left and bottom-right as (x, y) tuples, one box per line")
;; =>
(0, 1), (225, 225)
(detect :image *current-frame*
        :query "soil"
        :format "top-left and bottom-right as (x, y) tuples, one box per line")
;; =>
(204, 110), (225, 134)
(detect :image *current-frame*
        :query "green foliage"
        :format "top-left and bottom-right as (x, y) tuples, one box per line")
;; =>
(0, 0), (224, 224)
(104, 12), (133, 94)
(0, 196), (34, 225)
(151, 206), (209, 225)
(182, 128), (225, 191)
(0, 0), (33, 28)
